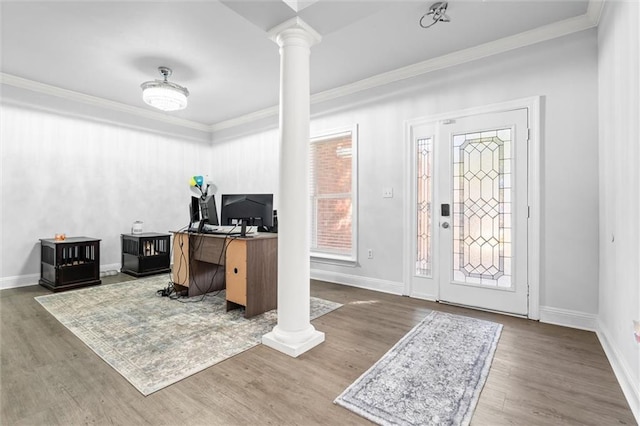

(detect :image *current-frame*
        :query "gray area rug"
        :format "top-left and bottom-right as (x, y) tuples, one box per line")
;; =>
(35, 275), (342, 396)
(335, 311), (502, 426)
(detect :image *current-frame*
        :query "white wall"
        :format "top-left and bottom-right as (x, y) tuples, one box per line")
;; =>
(210, 127), (280, 210)
(0, 103), (212, 288)
(597, 0), (640, 419)
(1, 30), (599, 327)
(212, 29), (600, 322)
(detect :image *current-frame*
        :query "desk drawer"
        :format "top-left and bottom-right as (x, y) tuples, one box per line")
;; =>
(226, 240), (247, 305)
(192, 236), (226, 264)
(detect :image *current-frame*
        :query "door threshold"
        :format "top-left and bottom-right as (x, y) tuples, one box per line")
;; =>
(437, 300), (529, 319)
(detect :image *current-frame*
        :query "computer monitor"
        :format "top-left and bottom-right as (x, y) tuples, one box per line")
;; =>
(189, 196), (200, 224)
(190, 195), (219, 232)
(199, 195), (219, 226)
(221, 194), (274, 235)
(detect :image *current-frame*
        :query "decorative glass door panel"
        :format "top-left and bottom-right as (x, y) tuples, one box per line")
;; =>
(416, 137), (433, 276)
(452, 130), (512, 288)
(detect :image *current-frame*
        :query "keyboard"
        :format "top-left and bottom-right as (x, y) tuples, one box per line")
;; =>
(203, 229), (242, 235)
(188, 224), (254, 235)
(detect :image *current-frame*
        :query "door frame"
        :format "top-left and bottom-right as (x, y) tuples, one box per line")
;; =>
(402, 97), (541, 319)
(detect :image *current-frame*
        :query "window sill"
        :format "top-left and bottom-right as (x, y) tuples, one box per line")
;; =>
(311, 253), (358, 267)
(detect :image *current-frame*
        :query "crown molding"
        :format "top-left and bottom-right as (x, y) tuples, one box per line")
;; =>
(282, 0), (320, 13)
(3, 97), (211, 144)
(313, 13), (597, 105)
(586, 0), (605, 25)
(211, 105), (280, 132)
(2, 1), (602, 136)
(212, 9), (598, 132)
(268, 16), (322, 46)
(0, 73), (211, 133)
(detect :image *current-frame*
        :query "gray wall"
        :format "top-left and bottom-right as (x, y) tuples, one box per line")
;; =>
(0, 101), (212, 284)
(211, 29), (600, 319)
(597, 0), (640, 419)
(1, 18), (634, 418)
(0, 30), (601, 322)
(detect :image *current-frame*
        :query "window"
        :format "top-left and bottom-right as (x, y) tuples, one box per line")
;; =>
(310, 126), (358, 262)
(416, 136), (433, 276)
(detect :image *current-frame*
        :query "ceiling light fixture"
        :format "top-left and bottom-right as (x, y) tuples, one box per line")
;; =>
(141, 66), (189, 112)
(420, 1), (451, 29)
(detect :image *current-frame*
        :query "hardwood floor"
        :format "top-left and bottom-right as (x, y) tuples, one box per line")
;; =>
(1, 276), (636, 425)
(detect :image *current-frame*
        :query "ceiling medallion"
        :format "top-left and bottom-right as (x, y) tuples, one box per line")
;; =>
(420, 1), (451, 29)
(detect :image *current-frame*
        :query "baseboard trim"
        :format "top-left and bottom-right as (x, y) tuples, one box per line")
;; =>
(100, 263), (122, 277)
(0, 273), (40, 290)
(597, 320), (640, 423)
(538, 305), (598, 331)
(1, 263), (123, 291)
(310, 269), (404, 295)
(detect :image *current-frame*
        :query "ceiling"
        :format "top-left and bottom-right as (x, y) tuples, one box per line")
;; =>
(1, 0), (593, 129)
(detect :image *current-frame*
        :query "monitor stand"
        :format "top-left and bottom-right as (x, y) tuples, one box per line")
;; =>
(240, 219), (253, 238)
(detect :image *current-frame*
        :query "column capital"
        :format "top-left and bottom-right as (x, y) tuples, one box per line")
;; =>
(268, 17), (322, 48)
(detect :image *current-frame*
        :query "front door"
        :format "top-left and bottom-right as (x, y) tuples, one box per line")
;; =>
(409, 107), (529, 316)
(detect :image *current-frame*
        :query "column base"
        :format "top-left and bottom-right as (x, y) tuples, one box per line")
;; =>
(262, 327), (325, 358)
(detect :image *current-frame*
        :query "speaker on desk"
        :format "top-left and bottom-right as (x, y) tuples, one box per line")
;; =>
(258, 209), (278, 233)
(272, 209), (278, 233)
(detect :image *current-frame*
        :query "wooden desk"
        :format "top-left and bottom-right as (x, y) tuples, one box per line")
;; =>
(171, 232), (277, 318)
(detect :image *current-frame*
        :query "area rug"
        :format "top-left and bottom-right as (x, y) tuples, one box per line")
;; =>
(334, 311), (502, 426)
(35, 275), (342, 396)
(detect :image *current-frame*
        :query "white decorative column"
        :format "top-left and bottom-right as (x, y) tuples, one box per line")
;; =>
(262, 17), (324, 357)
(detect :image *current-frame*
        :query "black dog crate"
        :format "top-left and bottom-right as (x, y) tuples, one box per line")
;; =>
(121, 233), (171, 277)
(39, 237), (101, 292)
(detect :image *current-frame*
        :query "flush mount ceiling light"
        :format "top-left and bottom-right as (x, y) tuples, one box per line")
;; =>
(141, 66), (189, 112)
(420, 1), (451, 29)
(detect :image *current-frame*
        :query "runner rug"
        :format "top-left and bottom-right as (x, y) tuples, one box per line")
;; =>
(334, 311), (502, 426)
(35, 275), (341, 396)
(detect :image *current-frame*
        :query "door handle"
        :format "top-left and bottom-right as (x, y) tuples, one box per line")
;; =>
(442, 222), (450, 229)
